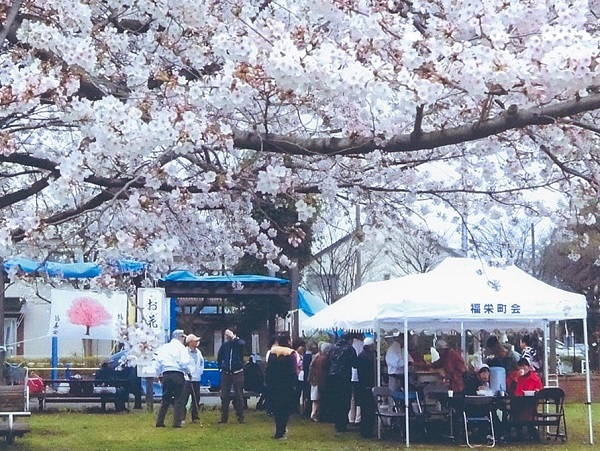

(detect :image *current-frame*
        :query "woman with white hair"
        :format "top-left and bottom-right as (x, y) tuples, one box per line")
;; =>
(308, 341), (333, 421)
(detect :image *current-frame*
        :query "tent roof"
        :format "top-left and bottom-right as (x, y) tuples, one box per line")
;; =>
(304, 257), (587, 333)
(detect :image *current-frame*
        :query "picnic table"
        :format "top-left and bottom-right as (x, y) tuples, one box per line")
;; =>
(37, 378), (130, 412)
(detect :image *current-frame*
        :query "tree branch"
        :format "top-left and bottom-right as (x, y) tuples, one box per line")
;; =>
(233, 94), (600, 155)
(410, 104), (425, 142)
(0, 176), (51, 209)
(563, 118), (600, 135)
(0, 0), (24, 49)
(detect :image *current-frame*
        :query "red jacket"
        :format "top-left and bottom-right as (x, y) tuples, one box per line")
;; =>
(507, 369), (543, 396)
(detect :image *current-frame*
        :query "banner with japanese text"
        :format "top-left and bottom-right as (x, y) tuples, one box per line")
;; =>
(136, 288), (169, 344)
(135, 288), (168, 376)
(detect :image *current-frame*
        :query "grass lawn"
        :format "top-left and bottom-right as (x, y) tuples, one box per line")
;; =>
(2, 402), (598, 450)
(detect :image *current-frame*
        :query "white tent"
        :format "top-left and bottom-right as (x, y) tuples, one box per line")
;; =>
(303, 258), (593, 446)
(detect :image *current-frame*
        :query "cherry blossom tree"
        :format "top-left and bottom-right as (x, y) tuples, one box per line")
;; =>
(66, 296), (112, 335)
(1, 0), (600, 277)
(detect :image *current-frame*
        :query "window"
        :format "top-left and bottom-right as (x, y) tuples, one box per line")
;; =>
(3, 318), (17, 356)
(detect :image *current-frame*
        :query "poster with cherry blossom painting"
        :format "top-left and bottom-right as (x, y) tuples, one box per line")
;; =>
(49, 289), (128, 340)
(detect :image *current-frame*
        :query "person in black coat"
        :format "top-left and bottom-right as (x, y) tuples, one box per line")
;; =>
(265, 332), (297, 440)
(326, 334), (358, 433)
(355, 337), (377, 438)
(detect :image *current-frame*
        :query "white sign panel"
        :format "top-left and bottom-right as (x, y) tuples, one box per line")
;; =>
(136, 288), (168, 376)
(49, 289), (128, 340)
(136, 288), (169, 343)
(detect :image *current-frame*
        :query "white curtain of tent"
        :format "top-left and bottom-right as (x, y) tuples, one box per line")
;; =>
(303, 258), (593, 446)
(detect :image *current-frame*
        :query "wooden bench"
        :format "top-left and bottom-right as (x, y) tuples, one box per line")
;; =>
(0, 385), (31, 444)
(38, 379), (129, 412)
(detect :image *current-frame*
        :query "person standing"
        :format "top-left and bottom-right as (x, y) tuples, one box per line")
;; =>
(308, 342), (332, 421)
(429, 339), (467, 393)
(265, 332), (298, 440)
(183, 334), (204, 423)
(155, 329), (194, 428)
(348, 334), (364, 425)
(488, 343), (521, 374)
(326, 334), (358, 433)
(519, 333), (541, 372)
(217, 327), (246, 424)
(385, 334), (413, 392)
(355, 337), (377, 438)
(301, 342), (314, 417)
(292, 338), (307, 414)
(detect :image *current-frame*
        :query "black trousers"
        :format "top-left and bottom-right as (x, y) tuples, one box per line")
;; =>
(156, 371), (186, 427)
(183, 380), (201, 421)
(358, 386), (376, 438)
(328, 376), (352, 432)
(220, 371), (245, 422)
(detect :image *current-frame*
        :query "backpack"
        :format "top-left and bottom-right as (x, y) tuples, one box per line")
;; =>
(328, 344), (352, 377)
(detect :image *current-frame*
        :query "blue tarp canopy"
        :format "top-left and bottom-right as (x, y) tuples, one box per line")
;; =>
(298, 287), (327, 317)
(161, 271), (289, 284)
(4, 257), (146, 278)
(160, 271), (327, 318)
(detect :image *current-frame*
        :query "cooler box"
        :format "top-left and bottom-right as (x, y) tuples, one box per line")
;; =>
(489, 366), (506, 394)
(200, 361), (221, 389)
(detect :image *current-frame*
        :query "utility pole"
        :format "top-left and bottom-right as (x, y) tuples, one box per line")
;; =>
(461, 217), (468, 257)
(355, 204), (362, 289)
(0, 256), (6, 384)
(531, 223), (536, 270)
(290, 260), (300, 339)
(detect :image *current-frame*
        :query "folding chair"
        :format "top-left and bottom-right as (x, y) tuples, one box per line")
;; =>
(393, 389), (428, 439)
(534, 387), (567, 442)
(462, 395), (496, 448)
(372, 386), (405, 438)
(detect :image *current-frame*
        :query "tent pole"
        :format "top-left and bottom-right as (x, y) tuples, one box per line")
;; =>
(376, 323), (381, 387)
(543, 320), (549, 386)
(404, 319), (409, 447)
(460, 322), (466, 368)
(583, 320), (594, 444)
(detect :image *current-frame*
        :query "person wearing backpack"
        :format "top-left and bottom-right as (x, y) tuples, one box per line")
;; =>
(326, 334), (358, 433)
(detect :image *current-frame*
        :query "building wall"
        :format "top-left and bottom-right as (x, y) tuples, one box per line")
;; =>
(558, 374), (600, 403)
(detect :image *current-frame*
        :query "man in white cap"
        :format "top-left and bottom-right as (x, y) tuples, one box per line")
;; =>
(155, 329), (194, 428)
(183, 334), (205, 423)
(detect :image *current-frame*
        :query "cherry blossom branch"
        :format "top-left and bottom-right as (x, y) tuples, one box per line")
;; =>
(233, 94), (600, 155)
(563, 118), (600, 135)
(0, 176), (51, 209)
